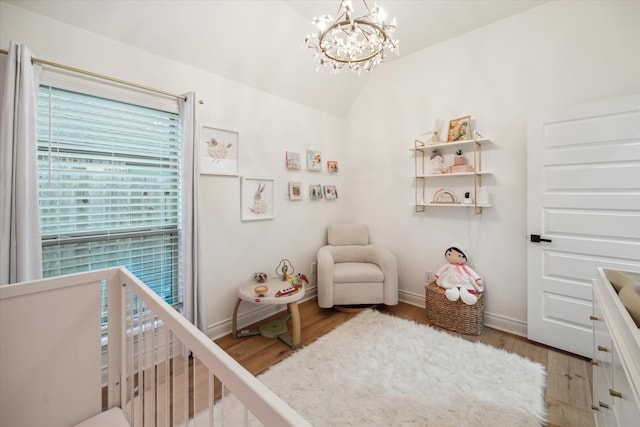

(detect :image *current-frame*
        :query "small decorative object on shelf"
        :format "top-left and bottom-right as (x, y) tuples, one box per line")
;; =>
(432, 188), (458, 204)
(421, 117), (444, 144)
(454, 149), (465, 165)
(463, 192), (473, 204)
(430, 150), (448, 174)
(447, 116), (471, 142)
(432, 117), (443, 144)
(477, 187), (491, 205)
(254, 272), (268, 282)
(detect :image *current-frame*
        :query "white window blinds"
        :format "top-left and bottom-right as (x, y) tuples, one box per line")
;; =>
(36, 86), (183, 314)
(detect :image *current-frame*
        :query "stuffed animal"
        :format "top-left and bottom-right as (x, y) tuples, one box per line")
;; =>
(430, 150), (448, 174)
(434, 247), (484, 305)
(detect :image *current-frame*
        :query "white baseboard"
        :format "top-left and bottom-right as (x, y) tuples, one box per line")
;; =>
(208, 286), (527, 340)
(399, 287), (527, 338)
(207, 285), (319, 340)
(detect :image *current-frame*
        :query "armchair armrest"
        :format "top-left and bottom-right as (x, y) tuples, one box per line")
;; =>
(317, 246), (335, 308)
(366, 246), (398, 305)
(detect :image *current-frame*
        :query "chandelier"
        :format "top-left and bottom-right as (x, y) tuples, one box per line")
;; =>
(304, 0), (399, 74)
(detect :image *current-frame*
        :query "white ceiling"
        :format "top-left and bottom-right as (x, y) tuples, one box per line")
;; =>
(7, 0), (547, 116)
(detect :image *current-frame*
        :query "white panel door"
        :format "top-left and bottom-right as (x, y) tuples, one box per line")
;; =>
(527, 94), (640, 358)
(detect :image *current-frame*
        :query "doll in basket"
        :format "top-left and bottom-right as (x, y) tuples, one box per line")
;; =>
(434, 247), (484, 305)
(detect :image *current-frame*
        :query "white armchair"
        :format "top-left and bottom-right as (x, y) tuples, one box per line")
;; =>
(317, 224), (398, 309)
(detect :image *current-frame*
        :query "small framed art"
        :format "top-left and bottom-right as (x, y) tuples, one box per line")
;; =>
(200, 126), (239, 175)
(306, 150), (322, 171)
(309, 184), (323, 200)
(323, 185), (338, 199)
(241, 177), (275, 221)
(288, 181), (303, 200)
(446, 116), (471, 142)
(327, 160), (339, 173)
(286, 151), (301, 170)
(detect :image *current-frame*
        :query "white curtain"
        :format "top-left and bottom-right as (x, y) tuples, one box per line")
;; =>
(0, 42), (42, 285)
(180, 92), (205, 331)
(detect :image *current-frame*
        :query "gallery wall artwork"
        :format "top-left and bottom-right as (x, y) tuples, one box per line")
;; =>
(309, 184), (323, 200)
(323, 185), (338, 199)
(286, 151), (301, 170)
(288, 181), (303, 200)
(200, 126), (239, 175)
(306, 150), (322, 171)
(241, 177), (275, 221)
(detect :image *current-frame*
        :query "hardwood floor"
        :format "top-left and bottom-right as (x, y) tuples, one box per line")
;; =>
(214, 299), (596, 427)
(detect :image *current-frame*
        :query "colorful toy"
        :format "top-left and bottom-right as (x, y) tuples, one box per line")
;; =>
(276, 259), (295, 281)
(434, 247), (484, 305)
(276, 273), (308, 297)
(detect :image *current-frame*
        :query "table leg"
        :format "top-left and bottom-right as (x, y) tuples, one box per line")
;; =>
(288, 302), (301, 349)
(232, 298), (242, 338)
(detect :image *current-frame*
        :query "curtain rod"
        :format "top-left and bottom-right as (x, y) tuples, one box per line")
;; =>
(0, 48), (202, 103)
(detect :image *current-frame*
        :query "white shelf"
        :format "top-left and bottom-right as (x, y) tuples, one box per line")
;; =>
(417, 203), (493, 208)
(416, 171), (492, 178)
(411, 129), (493, 214)
(410, 137), (490, 151)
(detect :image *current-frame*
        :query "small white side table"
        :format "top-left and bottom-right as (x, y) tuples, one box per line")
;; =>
(232, 277), (305, 349)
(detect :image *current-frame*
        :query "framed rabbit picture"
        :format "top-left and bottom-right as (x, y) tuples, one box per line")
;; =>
(241, 177), (275, 221)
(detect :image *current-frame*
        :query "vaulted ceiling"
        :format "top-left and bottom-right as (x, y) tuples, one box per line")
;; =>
(6, 0), (547, 116)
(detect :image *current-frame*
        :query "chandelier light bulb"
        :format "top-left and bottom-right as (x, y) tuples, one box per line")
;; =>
(304, 0), (399, 74)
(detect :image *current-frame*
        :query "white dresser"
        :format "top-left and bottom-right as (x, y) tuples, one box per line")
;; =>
(591, 268), (640, 426)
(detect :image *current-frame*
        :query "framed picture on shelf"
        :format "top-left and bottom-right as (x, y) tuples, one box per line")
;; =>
(446, 116), (471, 142)
(200, 126), (239, 176)
(309, 184), (323, 200)
(306, 150), (322, 171)
(286, 151), (301, 170)
(241, 177), (275, 221)
(323, 185), (338, 199)
(288, 181), (303, 200)
(327, 160), (339, 173)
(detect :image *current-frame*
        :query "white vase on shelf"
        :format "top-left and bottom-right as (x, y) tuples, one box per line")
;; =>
(477, 187), (491, 205)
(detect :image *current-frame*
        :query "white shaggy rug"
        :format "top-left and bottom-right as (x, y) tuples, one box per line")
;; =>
(219, 310), (547, 426)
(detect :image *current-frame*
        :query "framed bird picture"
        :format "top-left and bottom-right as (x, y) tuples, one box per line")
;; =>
(200, 125), (239, 176)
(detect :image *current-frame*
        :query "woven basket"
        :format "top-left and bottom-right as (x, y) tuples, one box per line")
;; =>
(425, 282), (484, 335)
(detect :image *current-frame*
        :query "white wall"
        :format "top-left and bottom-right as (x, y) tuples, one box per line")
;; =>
(345, 0), (640, 334)
(3, 0), (639, 338)
(0, 2), (347, 337)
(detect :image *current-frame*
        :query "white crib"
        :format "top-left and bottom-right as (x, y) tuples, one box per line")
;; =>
(0, 267), (310, 427)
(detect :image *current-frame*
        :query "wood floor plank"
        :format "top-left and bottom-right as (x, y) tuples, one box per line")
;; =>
(512, 336), (549, 367)
(480, 325), (516, 351)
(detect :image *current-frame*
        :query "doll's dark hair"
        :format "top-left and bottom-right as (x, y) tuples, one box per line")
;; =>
(445, 246), (467, 261)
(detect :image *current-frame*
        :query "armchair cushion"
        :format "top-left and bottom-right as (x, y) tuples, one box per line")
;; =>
(328, 224), (369, 246)
(334, 262), (384, 283)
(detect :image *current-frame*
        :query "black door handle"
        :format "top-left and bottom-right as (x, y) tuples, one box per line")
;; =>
(531, 234), (552, 243)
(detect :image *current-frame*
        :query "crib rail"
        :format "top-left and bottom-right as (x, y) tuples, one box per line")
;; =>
(109, 268), (310, 427)
(0, 267), (309, 427)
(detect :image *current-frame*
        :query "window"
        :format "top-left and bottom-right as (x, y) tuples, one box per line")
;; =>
(36, 86), (183, 323)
